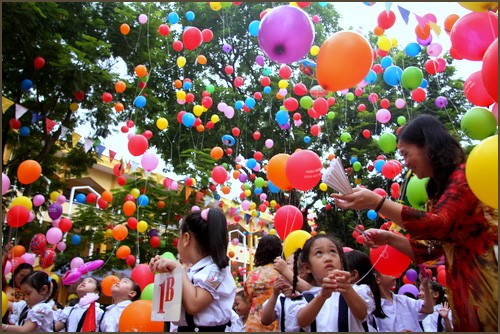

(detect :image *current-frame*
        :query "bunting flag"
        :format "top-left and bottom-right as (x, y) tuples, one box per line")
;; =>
(31, 112), (42, 124)
(80, 301), (96, 332)
(429, 21), (442, 37)
(414, 14), (428, 28)
(108, 150), (116, 162)
(397, 5), (410, 25)
(384, 2), (393, 11)
(84, 138), (93, 152)
(15, 104), (29, 120)
(46, 118), (58, 133)
(96, 144), (106, 157)
(130, 161), (139, 173)
(185, 185), (192, 200)
(72, 132), (82, 146)
(2, 96), (14, 113)
(60, 125), (69, 138)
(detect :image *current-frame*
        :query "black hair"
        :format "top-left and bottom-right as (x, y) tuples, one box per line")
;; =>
(345, 250), (387, 319)
(403, 291), (417, 299)
(253, 234), (282, 267)
(429, 281), (445, 305)
(181, 207), (229, 269)
(235, 289), (248, 302)
(20, 271), (52, 302)
(81, 277), (102, 295)
(47, 275), (64, 309)
(291, 248), (302, 295)
(10, 263), (34, 288)
(398, 114), (466, 201)
(128, 278), (142, 301)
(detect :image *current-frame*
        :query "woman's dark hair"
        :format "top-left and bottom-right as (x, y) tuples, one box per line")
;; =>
(20, 271), (52, 301)
(345, 250), (387, 319)
(181, 207), (229, 269)
(253, 234), (282, 267)
(10, 263), (34, 288)
(398, 114), (466, 201)
(429, 281), (445, 305)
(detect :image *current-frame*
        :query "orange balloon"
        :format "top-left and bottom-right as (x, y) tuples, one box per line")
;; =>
(232, 170), (240, 179)
(173, 80), (182, 89)
(101, 191), (113, 203)
(316, 31), (373, 92)
(415, 24), (431, 40)
(267, 154), (292, 191)
(135, 65), (148, 78)
(373, 26), (385, 36)
(119, 300), (164, 332)
(115, 81), (127, 93)
(102, 275), (120, 297)
(444, 14), (460, 34)
(120, 23), (130, 35)
(196, 124), (205, 132)
(112, 224), (129, 241)
(114, 102), (124, 112)
(17, 160), (42, 185)
(11, 245), (26, 258)
(196, 55), (207, 65)
(116, 245), (131, 259)
(221, 185), (231, 195)
(210, 146), (224, 160)
(123, 200), (136, 216)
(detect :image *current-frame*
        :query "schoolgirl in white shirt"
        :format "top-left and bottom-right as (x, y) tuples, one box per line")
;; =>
(99, 277), (141, 332)
(150, 207), (236, 332)
(418, 281), (453, 332)
(288, 234), (369, 332)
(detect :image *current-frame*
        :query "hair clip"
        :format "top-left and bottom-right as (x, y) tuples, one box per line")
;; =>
(47, 276), (52, 283)
(200, 208), (209, 221)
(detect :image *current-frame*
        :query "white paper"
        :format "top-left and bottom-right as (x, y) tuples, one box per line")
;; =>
(151, 266), (183, 322)
(321, 157), (353, 194)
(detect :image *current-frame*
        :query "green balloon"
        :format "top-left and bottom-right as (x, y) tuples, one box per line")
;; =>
(221, 2), (232, 8)
(353, 161), (362, 172)
(262, 67), (272, 76)
(406, 175), (429, 210)
(161, 251), (176, 260)
(378, 132), (397, 153)
(340, 132), (352, 143)
(300, 96), (313, 109)
(346, 92), (355, 101)
(327, 111), (336, 120)
(141, 283), (154, 300)
(401, 66), (423, 90)
(205, 84), (215, 93)
(460, 107), (497, 140)
(254, 177), (265, 188)
(397, 116), (407, 125)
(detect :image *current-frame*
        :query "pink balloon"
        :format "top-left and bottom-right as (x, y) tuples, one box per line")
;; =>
(27, 211), (35, 223)
(62, 268), (82, 285)
(241, 200), (251, 211)
(70, 257), (84, 269)
(2, 173), (11, 195)
(46, 227), (63, 244)
(141, 151), (159, 172)
(265, 139), (274, 148)
(426, 43), (442, 57)
(21, 253), (35, 265)
(56, 195), (67, 204)
(376, 108), (392, 123)
(32, 194), (45, 207)
(285, 150), (322, 191)
(4, 260), (12, 275)
(395, 98), (406, 109)
(57, 242), (67, 252)
(80, 259), (104, 273)
(491, 103), (498, 123)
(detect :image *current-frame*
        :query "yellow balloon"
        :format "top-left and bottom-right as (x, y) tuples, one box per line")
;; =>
(251, 210), (258, 217)
(50, 273), (60, 284)
(269, 228), (277, 235)
(244, 189), (251, 197)
(211, 114), (220, 123)
(319, 183), (328, 191)
(377, 36), (391, 51)
(105, 228), (113, 238)
(176, 90), (186, 100)
(11, 196), (33, 210)
(283, 230), (311, 259)
(458, 2), (498, 11)
(2, 291), (8, 317)
(69, 103), (79, 112)
(390, 38), (398, 48)
(465, 135), (498, 209)
(130, 188), (140, 199)
(193, 105), (204, 116)
(250, 202), (256, 210)
(210, 2), (222, 11)
(137, 220), (148, 233)
(278, 80), (289, 89)
(270, 200), (277, 207)
(156, 117), (168, 130)
(310, 45), (320, 56)
(50, 191), (61, 202)
(177, 56), (187, 68)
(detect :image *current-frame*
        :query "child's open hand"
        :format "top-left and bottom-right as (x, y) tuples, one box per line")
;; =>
(149, 255), (179, 273)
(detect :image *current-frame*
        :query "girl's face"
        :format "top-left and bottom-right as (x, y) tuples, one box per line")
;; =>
(76, 278), (99, 297)
(305, 238), (343, 284)
(111, 278), (137, 301)
(233, 295), (251, 317)
(14, 269), (32, 289)
(397, 140), (433, 178)
(376, 273), (397, 292)
(21, 283), (48, 308)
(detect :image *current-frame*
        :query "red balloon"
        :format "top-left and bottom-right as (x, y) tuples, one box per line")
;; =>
(313, 98), (328, 115)
(362, 129), (371, 138)
(285, 150), (323, 191)
(130, 264), (154, 291)
(128, 135), (149, 156)
(126, 255), (136, 266)
(172, 40), (183, 52)
(34, 56), (46, 70)
(437, 269), (447, 287)
(293, 83), (308, 96)
(40, 249), (56, 269)
(464, 71), (495, 107)
(231, 127), (241, 137)
(377, 10), (396, 29)
(117, 175), (127, 186)
(58, 217), (73, 233)
(86, 193), (97, 203)
(211, 166), (228, 184)
(450, 11), (498, 61)
(97, 198), (108, 209)
(201, 29), (214, 43)
(370, 243), (411, 277)
(278, 65), (292, 79)
(182, 27), (203, 50)
(481, 38), (498, 103)
(150, 236), (160, 248)
(284, 98), (299, 111)
(6, 205), (30, 228)
(9, 118), (21, 130)
(158, 24), (170, 36)
(252, 131), (261, 140)
(424, 59), (439, 75)
(381, 160), (402, 179)
(30, 233), (47, 256)
(310, 124), (321, 136)
(274, 205), (303, 240)
(411, 87), (427, 102)
(102, 92), (113, 103)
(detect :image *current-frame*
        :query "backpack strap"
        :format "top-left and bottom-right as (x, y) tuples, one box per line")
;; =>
(76, 307), (90, 332)
(437, 314), (444, 332)
(299, 293), (317, 332)
(338, 294), (349, 332)
(98, 306), (108, 332)
(279, 296), (286, 332)
(17, 304), (29, 326)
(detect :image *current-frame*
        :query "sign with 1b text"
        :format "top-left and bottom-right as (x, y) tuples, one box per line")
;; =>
(151, 266), (183, 321)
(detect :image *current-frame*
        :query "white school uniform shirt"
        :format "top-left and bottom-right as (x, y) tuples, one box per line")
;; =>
(288, 285), (374, 332)
(421, 304), (453, 332)
(225, 309), (245, 332)
(261, 292), (306, 332)
(172, 256), (236, 328)
(98, 300), (132, 332)
(373, 292), (425, 332)
(57, 301), (104, 332)
(8, 300), (27, 325)
(19, 302), (55, 332)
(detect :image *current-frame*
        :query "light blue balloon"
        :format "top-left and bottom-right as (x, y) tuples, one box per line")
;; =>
(318, 2), (328, 7)
(254, 188), (263, 195)
(350, 156), (358, 164)
(71, 234), (81, 245)
(221, 134), (235, 146)
(263, 86), (272, 94)
(167, 12), (179, 24)
(185, 11), (195, 21)
(234, 100), (244, 109)
(420, 79), (428, 89)
(137, 194), (149, 207)
(303, 136), (311, 143)
(367, 210), (378, 220)
(364, 70), (377, 84)
(75, 193), (86, 203)
(134, 96), (147, 108)
(275, 110), (289, 125)
(267, 181), (280, 194)
(245, 97), (256, 109)
(248, 20), (260, 37)
(182, 81), (192, 90)
(380, 56), (393, 69)
(404, 42), (421, 57)
(383, 65), (403, 86)
(374, 159), (386, 173)
(182, 112), (195, 127)
(246, 158), (257, 169)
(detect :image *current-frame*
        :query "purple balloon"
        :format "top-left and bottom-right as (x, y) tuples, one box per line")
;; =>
(149, 228), (159, 237)
(238, 173), (248, 182)
(258, 5), (314, 64)
(417, 34), (432, 46)
(255, 55), (265, 66)
(48, 203), (63, 220)
(435, 96), (448, 109)
(398, 284), (419, 298)
(222, 43), (232, 53)
(406, 268), (418, 282)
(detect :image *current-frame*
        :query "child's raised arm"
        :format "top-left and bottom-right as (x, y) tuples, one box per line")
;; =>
(261, 276), (288, 326)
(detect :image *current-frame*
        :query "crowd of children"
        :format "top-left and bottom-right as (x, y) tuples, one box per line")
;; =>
(3, 207), (456, 332)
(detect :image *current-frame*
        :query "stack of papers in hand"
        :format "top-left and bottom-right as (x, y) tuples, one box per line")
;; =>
(322, 158), (353, 194)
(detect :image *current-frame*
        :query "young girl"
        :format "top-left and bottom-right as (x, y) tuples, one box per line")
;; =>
(54, 277), (104, 332)
(150, 207), (236, 332)
(99, 277), (141, 332)
(226, 289), (251, 332)
(1, 271), (55, 332)
(288, 234), (370, 332)
(418, 280), (453, 332)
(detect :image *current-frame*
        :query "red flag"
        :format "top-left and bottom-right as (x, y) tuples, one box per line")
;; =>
(81, 301), (96, 332)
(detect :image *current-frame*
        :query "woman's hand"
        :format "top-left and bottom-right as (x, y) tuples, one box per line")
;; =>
(362, 228), (393, 248)
(149, 256), (179, 273)
(332, 187), (382, 211)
